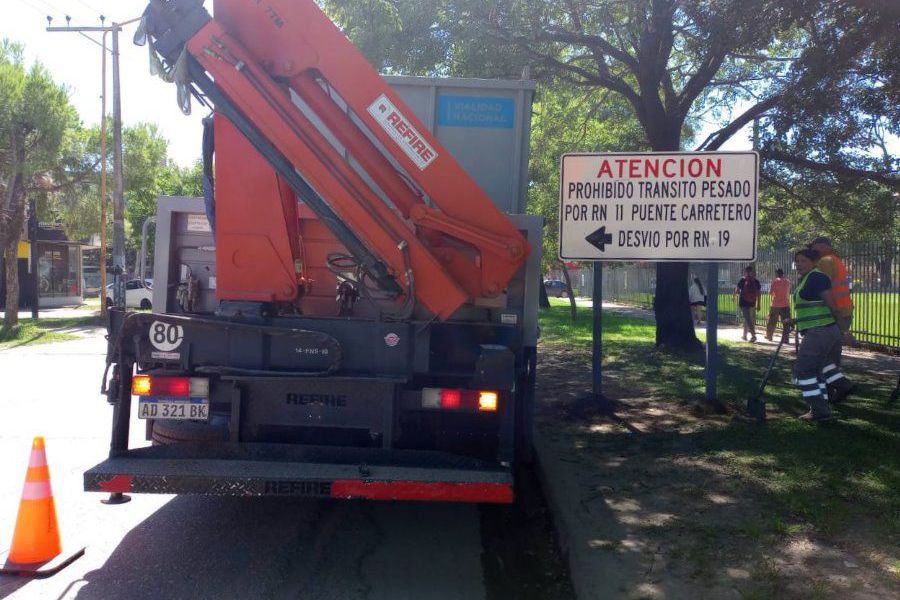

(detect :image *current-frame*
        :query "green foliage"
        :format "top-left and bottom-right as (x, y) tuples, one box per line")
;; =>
(528, 85), (646, 271)
(122, 123), (169, 245)
(51, 122), (203, 253)
(321, 0), (527, 78)
(0, 38), (77, 204)
(758, 179), (899, 249)
(1, 38), (78, 325)
(159, 160), (204, 198)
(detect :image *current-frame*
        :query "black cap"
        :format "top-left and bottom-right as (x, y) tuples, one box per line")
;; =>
(811, 236), (832, 246)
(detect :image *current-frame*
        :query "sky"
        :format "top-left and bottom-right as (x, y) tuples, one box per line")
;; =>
(1, 0), (762, 170)
(2, 0), (205, 166)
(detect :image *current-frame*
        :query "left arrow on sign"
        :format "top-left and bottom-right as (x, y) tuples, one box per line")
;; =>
(586, 226), (614, 253)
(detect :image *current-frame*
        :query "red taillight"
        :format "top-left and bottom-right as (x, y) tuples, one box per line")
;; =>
(421, 388), (499, 412)
(155, 377), (190, 396)
(132, 376), (208, 397)
(439, 389), (461, 409)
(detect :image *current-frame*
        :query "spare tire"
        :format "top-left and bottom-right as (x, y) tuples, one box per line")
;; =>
(151, 415), (230, 445)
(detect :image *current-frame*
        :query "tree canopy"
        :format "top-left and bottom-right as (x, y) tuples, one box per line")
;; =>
(325, 0), (898, 350)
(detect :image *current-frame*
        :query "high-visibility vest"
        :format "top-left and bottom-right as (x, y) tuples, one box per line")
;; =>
(817, 253), (853, 313)
(793, 269), (836, 331)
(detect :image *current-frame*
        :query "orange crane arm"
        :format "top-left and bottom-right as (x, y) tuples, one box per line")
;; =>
(140, 0), (530, 319)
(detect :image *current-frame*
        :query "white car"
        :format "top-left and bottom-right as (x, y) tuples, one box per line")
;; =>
(106, 279), (153, 309)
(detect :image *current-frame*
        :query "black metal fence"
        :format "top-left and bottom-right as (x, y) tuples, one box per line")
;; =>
(568, 242), (899, 350)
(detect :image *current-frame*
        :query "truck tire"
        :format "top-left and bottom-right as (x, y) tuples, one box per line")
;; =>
(151, 416), (229, 445)
(515, 347), (537, 466)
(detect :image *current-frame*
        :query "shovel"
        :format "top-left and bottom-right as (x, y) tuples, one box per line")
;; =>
(747, 325), (793, 422)
(889, 374), (899, 406)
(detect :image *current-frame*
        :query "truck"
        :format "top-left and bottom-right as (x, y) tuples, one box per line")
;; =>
(85, 0), (541, 505)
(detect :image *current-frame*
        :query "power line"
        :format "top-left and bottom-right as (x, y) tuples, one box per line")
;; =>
(28, 0), (66, 17)
(75, 0), (103, 17)
(29, 0), (103, 25)
(14, 0), (52, 19)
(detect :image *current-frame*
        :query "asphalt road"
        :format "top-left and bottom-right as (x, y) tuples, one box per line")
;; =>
(0, 333), (493, 600)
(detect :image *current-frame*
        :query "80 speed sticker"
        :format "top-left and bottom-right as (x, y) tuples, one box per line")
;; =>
(149, 321), (185, 352)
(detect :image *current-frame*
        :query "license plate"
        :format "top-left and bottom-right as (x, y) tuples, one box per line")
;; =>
(138, 398), (209, 421)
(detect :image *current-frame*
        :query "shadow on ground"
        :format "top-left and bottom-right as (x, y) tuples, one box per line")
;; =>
(536, 332), (900, 599)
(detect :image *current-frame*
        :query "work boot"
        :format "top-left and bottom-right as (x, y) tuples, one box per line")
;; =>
(828, 379), (856, 404)
(799, 411), (834, 422)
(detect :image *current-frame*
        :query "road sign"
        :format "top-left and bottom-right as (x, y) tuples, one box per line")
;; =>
(559, 152), (758, 261)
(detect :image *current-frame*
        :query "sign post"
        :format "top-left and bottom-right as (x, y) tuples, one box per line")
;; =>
(592, 262), (603, 398)
(706, 262), (719, 402)
(559, 152), (758, 404)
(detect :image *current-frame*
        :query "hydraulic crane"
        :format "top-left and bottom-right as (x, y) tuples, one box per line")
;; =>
(139, 0), (529, 320)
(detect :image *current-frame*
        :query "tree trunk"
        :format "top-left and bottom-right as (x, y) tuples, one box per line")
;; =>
(559, 262), (577, 320)
(648, 129), (703, 352)
(538, 274), (550, 308)
(653, 262), (702, 351)
(4, 243), (20, 328)
(2, 172), (26, 329)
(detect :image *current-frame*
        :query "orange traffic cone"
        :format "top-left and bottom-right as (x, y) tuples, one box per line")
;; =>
(1, 437), (84, 577)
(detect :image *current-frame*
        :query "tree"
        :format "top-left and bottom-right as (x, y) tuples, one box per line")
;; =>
(529, 82), (649, 317)
(323, 0), (650, 321)
(325, 1), (899, 348)
(359, 0), (897, 351)
(0, 40), (76, 327)
(52, 123), (201, 264)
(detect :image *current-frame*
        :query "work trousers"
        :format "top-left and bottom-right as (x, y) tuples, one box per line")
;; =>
(793, 324), (842, 419)
(740, 306), (757, 338)
(766, 307), (791, 340)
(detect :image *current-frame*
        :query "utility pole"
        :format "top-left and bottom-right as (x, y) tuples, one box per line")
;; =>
(48, 16), (142, 310)
(110, 26), (126, 308)
(100, 29), (109, 312)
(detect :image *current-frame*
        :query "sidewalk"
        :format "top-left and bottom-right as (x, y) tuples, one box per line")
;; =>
(1, 305), (101, 320)
(594, 300), (888, 361)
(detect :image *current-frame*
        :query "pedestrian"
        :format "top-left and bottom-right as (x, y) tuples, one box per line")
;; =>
(689, 277), (706, 325)
(785, 248), (852, 420)
(809, 236), (855, 399)
(735, 266), (761, 342)
(765, 268), (791, 341)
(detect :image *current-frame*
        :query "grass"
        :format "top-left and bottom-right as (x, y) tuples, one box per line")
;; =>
(540, 300), (900, 541)
(0, 315), (104, 349)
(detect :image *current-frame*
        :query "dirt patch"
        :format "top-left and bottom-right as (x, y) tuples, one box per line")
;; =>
(535, 343), (899, 600)
(480, 465), (577, 599)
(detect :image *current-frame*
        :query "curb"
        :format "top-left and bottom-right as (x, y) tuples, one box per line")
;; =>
(533, 428), (585, 600)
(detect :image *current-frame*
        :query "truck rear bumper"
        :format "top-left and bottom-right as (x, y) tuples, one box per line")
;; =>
(84, 443), (513, 503)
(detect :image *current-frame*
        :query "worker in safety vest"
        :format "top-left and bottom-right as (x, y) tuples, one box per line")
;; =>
(785, 248), (853, 420)
(810, 236), (853, 331)
(810, 236), (855, 400)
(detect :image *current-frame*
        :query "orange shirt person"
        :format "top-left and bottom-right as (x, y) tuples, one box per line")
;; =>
(765, 269), (791, 341)
(810, 236), (853, 337)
